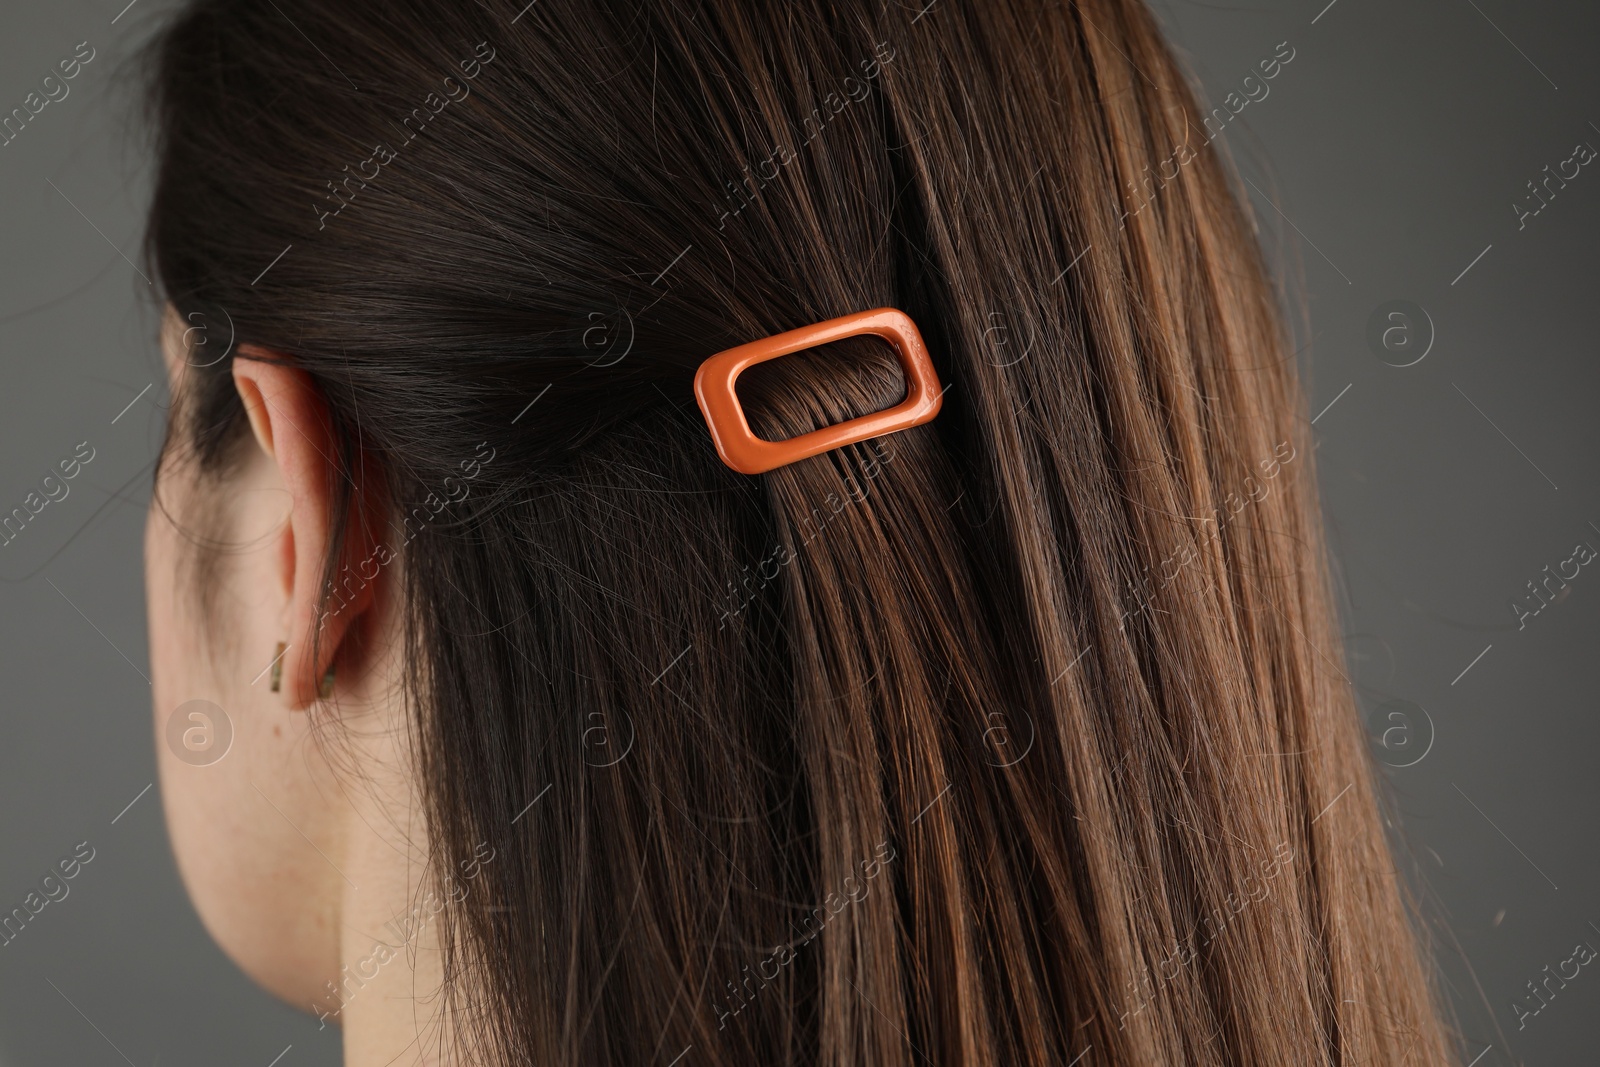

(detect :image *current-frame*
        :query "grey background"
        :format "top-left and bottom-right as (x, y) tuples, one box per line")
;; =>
(0, 0), (1594, 1062)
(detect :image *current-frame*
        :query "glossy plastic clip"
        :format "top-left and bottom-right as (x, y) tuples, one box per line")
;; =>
(693, 307), (943, 475)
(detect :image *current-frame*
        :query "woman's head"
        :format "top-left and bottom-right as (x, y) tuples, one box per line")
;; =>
(143, 0), (1454, 1063)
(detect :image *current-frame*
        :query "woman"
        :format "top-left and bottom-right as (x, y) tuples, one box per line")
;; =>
(141, 0), (1455, 1063)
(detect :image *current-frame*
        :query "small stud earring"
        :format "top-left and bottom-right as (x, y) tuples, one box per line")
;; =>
(269, 642), (286, 693)
(319, 663), (336, 699)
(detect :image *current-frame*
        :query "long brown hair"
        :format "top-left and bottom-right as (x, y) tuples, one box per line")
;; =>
(144, 0), (1454, 1062)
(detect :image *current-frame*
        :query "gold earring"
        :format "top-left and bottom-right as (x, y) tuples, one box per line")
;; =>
(319, 663), (336, 699)
(269, 642), (286, 693)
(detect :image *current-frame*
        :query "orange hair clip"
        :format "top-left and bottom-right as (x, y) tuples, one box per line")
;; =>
(693, 307), (943, 475)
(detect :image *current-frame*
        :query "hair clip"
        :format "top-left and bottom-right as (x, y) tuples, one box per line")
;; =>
(692, 307), (943, 475)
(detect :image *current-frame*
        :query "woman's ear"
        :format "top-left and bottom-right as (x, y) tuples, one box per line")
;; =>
(232, 345), (382, 709)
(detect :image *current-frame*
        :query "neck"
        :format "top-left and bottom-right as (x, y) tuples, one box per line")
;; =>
(319, 637), (460, 1065)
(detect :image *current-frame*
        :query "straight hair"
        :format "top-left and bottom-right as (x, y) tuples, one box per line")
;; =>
(143, 0), (1455, 1063)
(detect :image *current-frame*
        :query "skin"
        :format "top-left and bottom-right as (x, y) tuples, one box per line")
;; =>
(146, 307), (459, 1065)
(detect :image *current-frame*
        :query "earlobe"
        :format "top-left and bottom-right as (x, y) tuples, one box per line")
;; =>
(232, 345), (379, 710)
